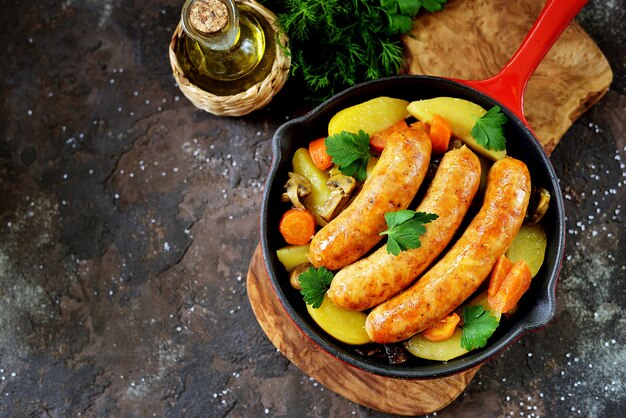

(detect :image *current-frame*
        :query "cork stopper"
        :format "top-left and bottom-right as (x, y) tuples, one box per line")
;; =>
(189, 0), (229, 34)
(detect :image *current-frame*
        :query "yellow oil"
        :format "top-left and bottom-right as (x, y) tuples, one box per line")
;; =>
(175, 5), (276, 96)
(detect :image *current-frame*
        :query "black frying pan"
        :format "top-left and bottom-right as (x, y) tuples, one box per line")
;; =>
(260, 0), (585, 378)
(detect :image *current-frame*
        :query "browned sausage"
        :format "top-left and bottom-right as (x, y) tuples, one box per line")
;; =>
(308, 126), (431, 271)
(327, 146), (481, 311)
(365, 157), (531, 344)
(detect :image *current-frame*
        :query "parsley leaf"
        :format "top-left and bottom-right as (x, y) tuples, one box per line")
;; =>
(397, 0), (421, 16)
(325, 130), (371, 181)
(298, 266), (334, 309)
(460, 305), (499, 351)
(471, 106), (508, 151)
(420, 0), (447, 13)
(380, 0), (398, 13)
(388, 14), (414, 35)
(385, 0), (449, 34)
(380, 210), (438, 256)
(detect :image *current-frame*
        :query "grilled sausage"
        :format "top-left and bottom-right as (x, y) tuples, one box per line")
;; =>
(365, 157), (531, 344)
(327, 146), (481, 311)
(308, 126), (431, 271)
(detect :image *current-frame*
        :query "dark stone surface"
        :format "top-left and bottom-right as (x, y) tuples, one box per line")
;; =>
(0, 1), (623, 417)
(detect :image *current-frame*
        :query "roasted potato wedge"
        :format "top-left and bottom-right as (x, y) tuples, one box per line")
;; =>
(306, 296), (372, 345)
(328, 97), (409, 137)
(407, 97), (507, 161)
(506, 224), (548, 277)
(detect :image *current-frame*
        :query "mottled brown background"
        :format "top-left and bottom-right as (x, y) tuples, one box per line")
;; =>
(0, 1), (624, 417)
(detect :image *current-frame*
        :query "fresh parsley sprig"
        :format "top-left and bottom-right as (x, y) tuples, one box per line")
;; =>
(325, 130), (371, 181)
(298, 266), (334, 309)
(380, 210), (439, 256)
(460, 305), (499, 351)
(471, 106), (508, 151)
(260, 0), (448, 102)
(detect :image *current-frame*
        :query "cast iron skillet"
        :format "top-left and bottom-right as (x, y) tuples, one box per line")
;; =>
(260, 0), (585, 378)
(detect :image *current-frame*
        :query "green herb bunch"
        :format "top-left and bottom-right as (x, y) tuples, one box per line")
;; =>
(260, 0), (448, 102)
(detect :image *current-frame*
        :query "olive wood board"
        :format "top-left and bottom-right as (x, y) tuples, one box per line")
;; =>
(246, 245), (480, 416)
(402, 0), (613, 154)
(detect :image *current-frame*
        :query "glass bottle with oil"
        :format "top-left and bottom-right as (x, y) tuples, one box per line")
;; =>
(175, 0), (276, 96)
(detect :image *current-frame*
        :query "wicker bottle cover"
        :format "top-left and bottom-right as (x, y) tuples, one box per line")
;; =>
(169, 0), (290, 116)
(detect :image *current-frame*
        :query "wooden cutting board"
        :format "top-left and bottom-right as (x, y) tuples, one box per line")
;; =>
(247, 246), (481, 416)
(248, 0), (612, 414)
(402, 0), (613, 154)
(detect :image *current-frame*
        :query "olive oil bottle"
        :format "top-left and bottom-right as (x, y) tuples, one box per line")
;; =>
(174, 0), (276, 96)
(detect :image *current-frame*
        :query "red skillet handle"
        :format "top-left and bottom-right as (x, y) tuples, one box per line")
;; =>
(461, 0), (588, 127)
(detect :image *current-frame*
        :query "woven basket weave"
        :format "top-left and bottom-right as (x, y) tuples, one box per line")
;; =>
(168, 0), (290, 117)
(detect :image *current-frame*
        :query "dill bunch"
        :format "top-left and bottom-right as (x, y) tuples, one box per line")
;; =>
(260, 0), (447, 102)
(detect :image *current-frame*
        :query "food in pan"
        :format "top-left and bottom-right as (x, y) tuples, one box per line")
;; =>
(327, 96), (409, 138)
(407, 97), (507, 161)
(366, 156), (531, 343)
(275, 96), (549, 363)
(308, 125), (432, 271)
(327, 146), (481, 311)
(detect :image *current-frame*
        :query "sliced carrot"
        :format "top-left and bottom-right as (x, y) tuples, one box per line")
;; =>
(279, 208), (317, 246)
(429, 114), (452, 154)
(308, 137), (333, 171)
(421, 312), (461, 342)
(488, 259), (533, 314)
(488, 255), (514, 301)
(369, 119), (408, 153)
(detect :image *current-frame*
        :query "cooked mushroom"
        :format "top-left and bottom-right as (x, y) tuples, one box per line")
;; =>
(525, 186), (551, 225)
(317, 170), (357, 223)
(289, 262), (311, 290)
(281, 172), (312, 209)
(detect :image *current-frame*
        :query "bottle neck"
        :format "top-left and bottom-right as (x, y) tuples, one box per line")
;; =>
(181, 0), (240, 51)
